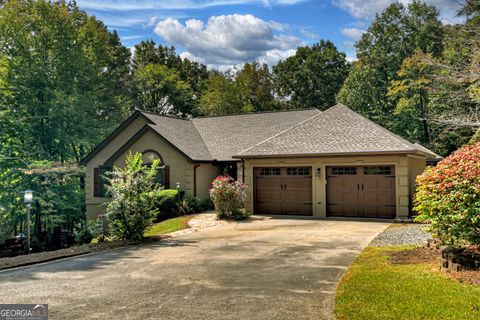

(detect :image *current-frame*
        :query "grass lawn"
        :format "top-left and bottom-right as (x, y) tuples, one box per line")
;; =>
(144, 216), (191, 237)
(335, 245), (480, 320)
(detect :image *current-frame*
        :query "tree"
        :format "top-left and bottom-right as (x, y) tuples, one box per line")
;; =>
(236, 62), (276, 112)
(274, 40), (349, 110)
(105, 153), (161, 240)
(132, 41), (209, 97)
(338, 1), (444, 124)
(132, 64), (195, 115)
(198, 74), (242, 116)
(387, 50), (436, 144)
(0, 0), (131, 162)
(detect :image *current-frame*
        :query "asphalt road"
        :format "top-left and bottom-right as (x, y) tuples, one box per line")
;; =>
(0, 217), (389, 320)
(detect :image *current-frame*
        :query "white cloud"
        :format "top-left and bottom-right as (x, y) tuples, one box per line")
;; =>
(340, 27), (365, 40)
(154, 14), (301, 68)
(332, 0), (463, 23)
(300, 28), (319, 39)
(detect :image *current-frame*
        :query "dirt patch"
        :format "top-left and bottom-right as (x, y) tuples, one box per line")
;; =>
(0, 236), (167, 271)
(389, 247), (441, 265)
(447, 270), (480, 285)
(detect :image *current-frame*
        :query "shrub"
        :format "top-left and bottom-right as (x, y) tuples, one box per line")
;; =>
(179, 194), (202, 214)
(209, 175), (248, 220)
(88, 217), (108, 242)
(414, 142), (480, 245)
(105, 153), (161, 240)
(76, 227), (93, 245)
(199, 198), (214, 211)
(152, 189), (182, 220)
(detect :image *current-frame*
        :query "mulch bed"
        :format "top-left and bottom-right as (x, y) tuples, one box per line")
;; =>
(0, 236), (167, 271)
(389, 246), (480, 286)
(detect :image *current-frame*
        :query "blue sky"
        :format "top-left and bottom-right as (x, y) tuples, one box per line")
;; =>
(76, 0), (463, 69)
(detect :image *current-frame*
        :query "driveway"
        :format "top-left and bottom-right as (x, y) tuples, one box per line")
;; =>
(0, 217), (388, 320)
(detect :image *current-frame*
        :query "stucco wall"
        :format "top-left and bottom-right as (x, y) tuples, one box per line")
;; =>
(243, 154), (426, 219)
(408, 156), (427, 211)
(86, 126), (193, 218)
(195, 163), (219, 199)
(85, 116), (149, 218)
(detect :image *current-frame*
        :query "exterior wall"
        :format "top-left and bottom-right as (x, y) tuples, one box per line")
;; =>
(243, 154), (427, 219)
(86, 127), (192, 218)
(407, 155), (427, 211)
(195, 163), (220, 199)
(85, 116), (149, 219)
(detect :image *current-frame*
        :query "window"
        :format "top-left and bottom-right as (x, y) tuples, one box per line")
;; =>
(259, 168), (281, 176)
(330, 167), (357, 175)
(94, 166), (112, 197)
(287, 167), (311, 175)
(364, 166), (392, 175)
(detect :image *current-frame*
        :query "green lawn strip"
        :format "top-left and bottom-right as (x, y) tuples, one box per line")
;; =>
(144, 216), (191, 237)
(335, 245), (480, 320)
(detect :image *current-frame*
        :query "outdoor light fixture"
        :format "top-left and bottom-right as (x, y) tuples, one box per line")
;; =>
(316, 168), (321, 177)
(24, 189), (33, 204)
(23, 190), (33, 254)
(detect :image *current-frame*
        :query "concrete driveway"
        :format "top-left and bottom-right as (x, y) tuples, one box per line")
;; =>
(0, 217), (388, 320)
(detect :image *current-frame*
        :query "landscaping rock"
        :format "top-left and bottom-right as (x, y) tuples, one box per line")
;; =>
(369, 224), (432, 247)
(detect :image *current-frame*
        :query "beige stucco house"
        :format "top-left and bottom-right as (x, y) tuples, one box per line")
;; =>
(80, 103), (440, 220)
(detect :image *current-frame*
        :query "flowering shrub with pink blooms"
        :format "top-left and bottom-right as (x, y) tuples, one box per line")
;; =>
(209, 175), (249, 220)
(414, 142), (480, 245)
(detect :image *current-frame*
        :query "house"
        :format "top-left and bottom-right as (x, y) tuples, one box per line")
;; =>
(80, 103), (440, 220)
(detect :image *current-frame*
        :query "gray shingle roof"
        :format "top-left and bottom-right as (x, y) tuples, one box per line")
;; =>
(235, 104), (433, 158)
(142, 113), (212, 161)
(139, 104), (438, 161)
(192, 109), (321, 161)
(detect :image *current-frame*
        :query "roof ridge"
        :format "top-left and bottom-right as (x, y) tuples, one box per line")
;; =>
(140, 110), (191, 121)
(332, 103), (418, 150)
(193, 108), (320, 119)
(237, 112), (324, 155)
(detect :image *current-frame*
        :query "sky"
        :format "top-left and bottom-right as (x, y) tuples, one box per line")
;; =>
(76, 0), (464, 70)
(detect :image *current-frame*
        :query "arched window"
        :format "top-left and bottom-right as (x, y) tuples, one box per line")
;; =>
(141, 149), (163, 165)
(141, 150), (169, 188)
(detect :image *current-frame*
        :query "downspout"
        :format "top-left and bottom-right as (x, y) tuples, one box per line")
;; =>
(193, 163), (200, 197)
(241, 159), (245, 183)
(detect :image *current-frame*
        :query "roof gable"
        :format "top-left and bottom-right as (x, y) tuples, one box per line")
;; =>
(235, 104), (421, 158)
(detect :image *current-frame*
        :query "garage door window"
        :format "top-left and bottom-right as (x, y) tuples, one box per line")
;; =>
(259, 168), (281, 176)
(330, 167), (357, 175)
(364, 166), (392, 175)
(287, 167), (311, 175)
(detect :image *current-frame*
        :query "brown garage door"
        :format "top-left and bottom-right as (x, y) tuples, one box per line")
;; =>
(255, 167), (312, 216)
(327, 166), (396, 218)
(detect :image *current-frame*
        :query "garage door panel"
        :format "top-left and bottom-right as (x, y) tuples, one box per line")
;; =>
(327, 166), (395, 219)
(255, 167), (312, 216)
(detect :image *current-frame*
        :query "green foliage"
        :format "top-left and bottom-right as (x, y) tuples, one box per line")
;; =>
(132, 64), (195, 116)
(274, 40), (349, 110)
(144, 216), (190, 237)
(76, 226), (93, 245)
(87, 217), (108, 242)
(105, 153), (161, 240)
(236, 62), (276, 112)
(414, 143), (480, 245)
(209, 176), (248, 220)
(338, 1), (445, 147)
(198, 74), (242, 115)
(151, 189), (181, 220)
